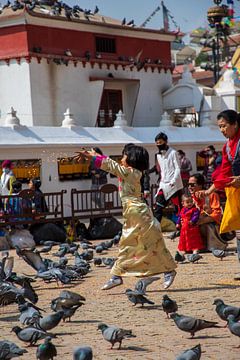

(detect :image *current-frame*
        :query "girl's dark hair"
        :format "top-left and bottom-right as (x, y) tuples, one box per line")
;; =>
(93, 147), (103, 155)
(124, 145), (149, 171)
(31, 178), (41, 190)
(122, 143), (135, 155)
(191, 173), (205, 187)
(217, 110), (240, 127)
(12, 180), (22, 193)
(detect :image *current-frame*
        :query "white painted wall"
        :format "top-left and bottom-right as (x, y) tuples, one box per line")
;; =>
(0, 125), (226, 216)
(0, 58), (173, 127)
(0, 59), (33, 125)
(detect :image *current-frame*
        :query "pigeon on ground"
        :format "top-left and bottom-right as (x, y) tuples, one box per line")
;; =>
(95, 245), (103, 254)
(0, 281), (38, 307)
(170, 313), (220, 337)
(73, 346), (93, 360)
(36, 245), (53, 254)
(211, 249), (227, 261)
(39, 311), (64, 331)
(0, 340), (27, 358)
(213, 298), (240, 322)
(93, 258), (102, 266)
(36, 337), (57, 359)
(169, 230), (180, 240)
(187, 254), (202, 264)
(59, 290), (86, 303)
(134, 276), (160, 294)
(51, 291), (85, 321)
(11, 326), (55, 346)
(125, 289), (154, 307)
(97, 323), (136, 349)
(0, 256), (14, 280)
(227, 314), (240, 339)
(113, 232), (121, 245)
(19, 301), (42, 325)
(15, 246), (47, 273)
(62, 305), (82, 322)
(176, 344), (201, 360)
(175, 251), (186, 263)
(102, 257), (116, 268)
(162, 294), (178, 318)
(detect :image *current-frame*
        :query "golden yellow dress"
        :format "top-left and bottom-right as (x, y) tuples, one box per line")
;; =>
(100, 157), (177, 277)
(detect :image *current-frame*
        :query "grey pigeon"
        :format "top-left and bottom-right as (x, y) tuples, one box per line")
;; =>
(162, 294), (178, 318)
(73, 346), (93, 360)
(187, 254), (202, 264)
(11, 326), (55, 346)
(176, 344), (201, 360)
(0, 281), (38, 306)
(175, 251), (186, 263)
(170, 313), (220, 337)
(134, 276), (160, 294)
(213, 298), (240, 322)
(211, 249), (227, 260)
(93, 258), (102, 266)
(0, 256), (14, 280)
(227, 314), (240, 338)
(59, 290), (85, 303)
(62, 305), (82, 322)
(102, 257), (116, 268)
(19, 302), (42, 325)
(97, 323), (136, 349)
(39, 311), (64, 331)
(15, 246), (47, 273)
(51, 291), (85, 322)
(125, 289), (154, 307)
(0, 340), (27, 358)
(36, 337), (57, 359)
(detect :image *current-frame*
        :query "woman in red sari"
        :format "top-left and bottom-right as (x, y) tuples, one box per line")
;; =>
(197, 110), (240, 280)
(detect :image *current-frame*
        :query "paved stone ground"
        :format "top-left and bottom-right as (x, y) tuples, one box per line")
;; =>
(1, 235), (240, 360)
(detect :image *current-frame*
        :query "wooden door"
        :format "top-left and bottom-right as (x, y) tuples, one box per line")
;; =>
(97, 89), (123, 127)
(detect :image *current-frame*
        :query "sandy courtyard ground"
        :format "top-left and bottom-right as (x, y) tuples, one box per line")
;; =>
(1, 234), (240, 360)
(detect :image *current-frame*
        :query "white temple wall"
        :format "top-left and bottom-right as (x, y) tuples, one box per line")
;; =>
(6, 59), (172, 128)
(0, 59), (33, 125)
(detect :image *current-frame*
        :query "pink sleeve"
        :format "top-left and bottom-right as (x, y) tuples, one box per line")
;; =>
(93, 155), (108, 168)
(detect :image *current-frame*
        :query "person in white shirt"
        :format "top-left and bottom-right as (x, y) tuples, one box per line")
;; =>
(154, 132), (183, 223)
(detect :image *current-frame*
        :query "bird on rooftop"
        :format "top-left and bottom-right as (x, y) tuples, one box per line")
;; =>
(93, 5), (99, 14)
(121, 17), (126, 25)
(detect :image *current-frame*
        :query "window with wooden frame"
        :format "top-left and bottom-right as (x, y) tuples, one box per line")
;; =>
(95, 37), (116, 53)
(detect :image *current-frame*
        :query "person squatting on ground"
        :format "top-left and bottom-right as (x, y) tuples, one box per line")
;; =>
(176, 195), (204, 257)
(153, 132), (183, 223)
(196, 109), (240, 280)
(74, 144), (177, 290)
(188, 173), (226, 251)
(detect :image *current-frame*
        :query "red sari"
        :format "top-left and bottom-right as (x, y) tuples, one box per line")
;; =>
(178, 206), (205, 252)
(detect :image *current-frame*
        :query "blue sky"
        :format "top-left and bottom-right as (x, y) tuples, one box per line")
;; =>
(68, 0), (240, 37)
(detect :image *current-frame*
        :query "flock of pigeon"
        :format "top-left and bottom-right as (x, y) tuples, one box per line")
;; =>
(0, 229), (239, 359)
(0, 0), (135, 27)
(0, 232), (121, 359)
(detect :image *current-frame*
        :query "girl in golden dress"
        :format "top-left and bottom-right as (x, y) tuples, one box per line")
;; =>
(75, 144), (176, 290)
